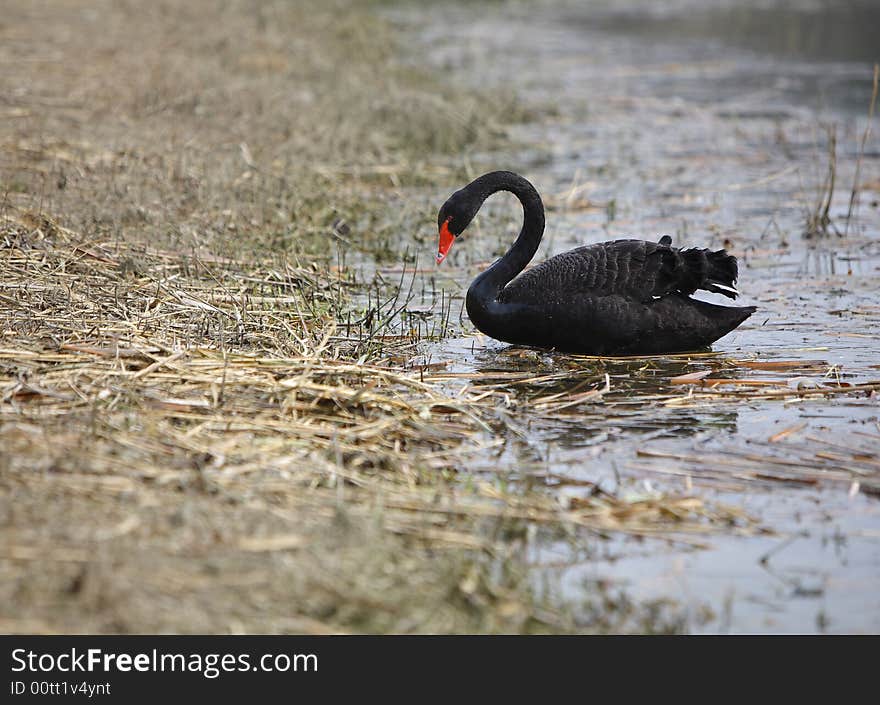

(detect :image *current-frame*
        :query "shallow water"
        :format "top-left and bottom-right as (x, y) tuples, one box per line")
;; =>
(386, 0), (880, 632)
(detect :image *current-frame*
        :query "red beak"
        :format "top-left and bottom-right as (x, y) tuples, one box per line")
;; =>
(437, 218), (455, 264)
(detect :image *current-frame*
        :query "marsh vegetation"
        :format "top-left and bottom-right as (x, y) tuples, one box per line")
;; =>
(2, 0), (879, 633)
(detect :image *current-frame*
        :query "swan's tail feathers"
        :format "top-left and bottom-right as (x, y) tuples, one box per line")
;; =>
(681, 248), (741, 299)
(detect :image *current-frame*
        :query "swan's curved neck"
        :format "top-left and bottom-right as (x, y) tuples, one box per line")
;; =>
(468, 171), (545, 301)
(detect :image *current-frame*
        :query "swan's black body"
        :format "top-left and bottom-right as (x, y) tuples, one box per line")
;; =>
(437, 171), (755, 355)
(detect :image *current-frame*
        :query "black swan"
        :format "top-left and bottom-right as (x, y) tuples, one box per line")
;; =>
(435, 171), (755, 355)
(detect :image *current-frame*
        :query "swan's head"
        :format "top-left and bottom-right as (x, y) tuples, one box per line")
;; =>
(436, 188), (481, 264)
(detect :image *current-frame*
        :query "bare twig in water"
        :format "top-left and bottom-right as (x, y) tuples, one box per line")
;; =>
(844, 63), (879, 236)
(804, 124), (840, 239)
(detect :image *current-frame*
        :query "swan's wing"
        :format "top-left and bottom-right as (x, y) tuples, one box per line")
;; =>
(502, 239), (740, 304)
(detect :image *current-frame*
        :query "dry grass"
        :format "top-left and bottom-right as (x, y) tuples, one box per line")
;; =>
(0, 0), (519, 262)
